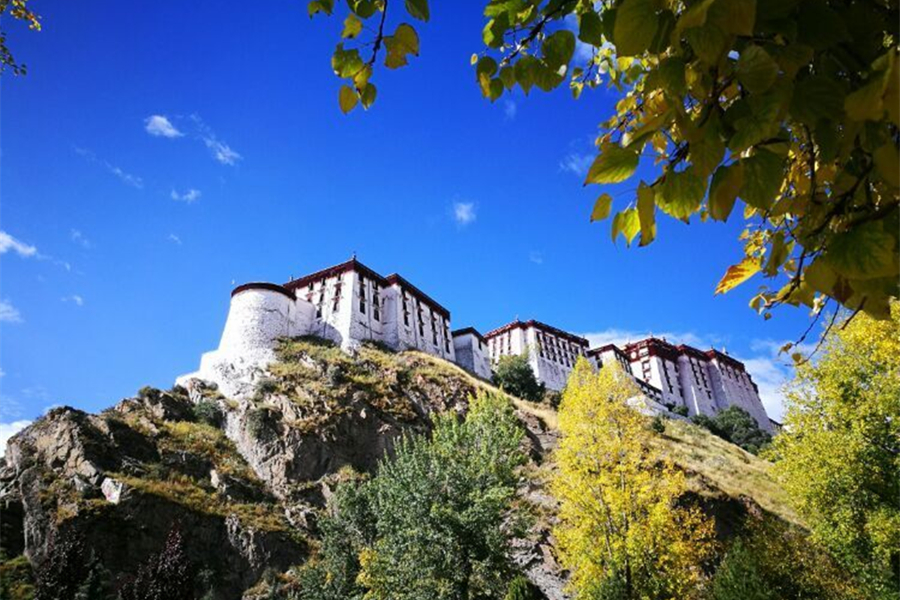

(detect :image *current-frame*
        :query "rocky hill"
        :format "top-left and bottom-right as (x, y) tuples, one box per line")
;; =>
(0, 337), (795, 599)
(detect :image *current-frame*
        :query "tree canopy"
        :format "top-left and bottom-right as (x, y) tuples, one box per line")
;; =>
(307, 0), (900, 329)
(552, 358), (716, 598)
(0, 0), (40, 75)
(770, 303), (900, 598)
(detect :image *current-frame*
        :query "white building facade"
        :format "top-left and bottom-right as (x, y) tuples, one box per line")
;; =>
(178, 257), (772, 432)
(484, 320), (590, 392)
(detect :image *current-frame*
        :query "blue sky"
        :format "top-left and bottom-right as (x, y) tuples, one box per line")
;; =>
(0, 1), (811, 448)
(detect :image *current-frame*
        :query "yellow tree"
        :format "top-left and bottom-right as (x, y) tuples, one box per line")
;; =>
(552, 358), (715, 599)
(770, 303), (900, 598)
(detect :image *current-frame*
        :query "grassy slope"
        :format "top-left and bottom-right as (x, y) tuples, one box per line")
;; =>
(405, 349), (797, 525)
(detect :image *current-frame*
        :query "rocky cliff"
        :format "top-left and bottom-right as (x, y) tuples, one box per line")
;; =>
(0, 336), (792, 599)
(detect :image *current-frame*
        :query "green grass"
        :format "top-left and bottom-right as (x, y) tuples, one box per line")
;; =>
(0, 555), (35, 600)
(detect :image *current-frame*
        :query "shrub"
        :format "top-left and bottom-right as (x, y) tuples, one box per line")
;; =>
(137, 386), (161, 401)
(191, 400), (222, 427)
(505, 575), (540, 600)
(542, 389), (562, 409)
(118, 526), (194, 600)
(693, 407), (771, 455)
(246, 408), (274, 440)
(493, 353), (545, 402)
(650, 415), (666, 434)
(34, 531), (87, 600)
(672, 405), (689, 417)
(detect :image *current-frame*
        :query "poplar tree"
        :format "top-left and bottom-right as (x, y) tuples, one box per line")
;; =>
(552, 358), (715, 599)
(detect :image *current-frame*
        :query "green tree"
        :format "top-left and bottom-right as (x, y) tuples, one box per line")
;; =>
(770, 303), (900, 598)
(359, 392), (527, 599)
(309, 0), (899, 326)
(492, 352), (545, 402)
(552, 358), (716, 599)
(691, 405), (771, 454)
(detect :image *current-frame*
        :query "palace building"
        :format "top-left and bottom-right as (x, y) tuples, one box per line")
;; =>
(178, 257), (772, 432)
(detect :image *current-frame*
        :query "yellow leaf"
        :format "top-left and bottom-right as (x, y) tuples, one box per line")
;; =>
(342, 13), (363, 38)
(636, 183), (656, 246)
(715, 257), (761, 295)
(339, 85), (358, 114)
(591, 194), (613, 222)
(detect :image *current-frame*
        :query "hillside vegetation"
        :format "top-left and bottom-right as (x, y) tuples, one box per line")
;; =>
(0, 337), (796, 599)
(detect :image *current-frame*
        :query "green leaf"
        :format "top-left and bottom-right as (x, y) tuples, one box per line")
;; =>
(824, 222), (898, 280)
(797, 1), (850, 50)
(613, 0), (658, 57)
(689, 120), (725, 178)
(483, 13), (509, 48)
(739, 151), (783, 209)
(715, 257), (761, 295)
(684, 23), (729, 65)
(360, 82), (377, 109)
(657, 57), (686, 97)
(873, 143), (900, 187)
(384, 23), (419, 69)
(578, 11), (604, 46)
(716, 0), (756, 36)
(789, 76), (846, 126)
(803, 258), (838, 296)
(342, 13), (363, 38)
(514, 55), (537, 94)
(348, 0), (378, 19)
(657, 167), (706, 221)
(708, 163), (743, 222)
(636, 183), (656, 246)
(405, 0), (430, 21)
(727, 93), (781, 152)
(844, 75), (888, 122)
(332, 44), (364, 78)
(584, 144), (640, 185)
(675, 0), (715, 35)
(339, 85), (358, 114)
(736, 45), (779, 94)
(764, 231), (789, 276)
(308, 0), (335, 17)
(591, 193), (613, 222)
(499, 66), (516, 90)
(542, 30), (575, 70)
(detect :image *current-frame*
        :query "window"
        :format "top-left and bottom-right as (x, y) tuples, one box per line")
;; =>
(373, 287), (381, 321)
(431, 315), (438, 344)
(402, 292), (410, 326)
(418, 306), (425, 337)
(358, 278), (366, 313)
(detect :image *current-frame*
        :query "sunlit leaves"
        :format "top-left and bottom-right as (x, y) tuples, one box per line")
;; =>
(342, 13), (363, 38)
(636, 183), (656, 246)
(584, 144), (639, 185)
(613, 0), (659, 57)
(740, 151), (783, 209)
(384, 23), (419, 69)
(591, 193), (613, 222)
(308, 0), (335, 17)
(612, 208), (641, 245)
(339, 85), (359, 113)
(657, 167), (706, 221)
(824, 222), (898, 280)
(708, 163), (743, 222)
(715, 257), (761, 295)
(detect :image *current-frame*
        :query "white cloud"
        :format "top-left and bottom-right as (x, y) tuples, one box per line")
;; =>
(529, 251), (544, 265)
(453, 202), (477, 226)
(144, 115), (183, 138)
(0, 231), (38, 257)
(70, 229), (92, 249)
(503, 99), (517, 121)
(559, 152), (594, 177)
(190, 115), (242, 165)
(74, 146), (143, 188)
(61, 295), (84, 306)
(0, 299), (22, 323)
(0, 420), (32, 457)
(168, 234), (183, 245)
(170, 188), (202, 203)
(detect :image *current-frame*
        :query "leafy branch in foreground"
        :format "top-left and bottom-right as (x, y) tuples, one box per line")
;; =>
(0, 0), (41, 75)
(311, 0), (899, 330)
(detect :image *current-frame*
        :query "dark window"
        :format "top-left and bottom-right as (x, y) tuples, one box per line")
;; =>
(358, 278), (366, 313)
